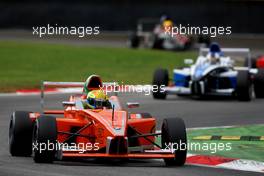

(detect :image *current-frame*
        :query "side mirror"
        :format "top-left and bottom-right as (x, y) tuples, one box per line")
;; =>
(62, 101), (75, 107)
(184, 59), (194, 65)
(126, 102), (140, 108)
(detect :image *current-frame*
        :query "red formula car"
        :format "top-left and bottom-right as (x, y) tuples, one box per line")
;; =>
(9, 75), (187, 166)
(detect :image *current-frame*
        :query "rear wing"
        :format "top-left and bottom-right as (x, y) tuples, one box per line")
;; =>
(199, 48), (252, 68)
(136, 18), (159, 36)
(40, 81), (118, 110)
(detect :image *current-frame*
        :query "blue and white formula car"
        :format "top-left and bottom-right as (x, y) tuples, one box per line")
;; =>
(152, 43), (264, 101)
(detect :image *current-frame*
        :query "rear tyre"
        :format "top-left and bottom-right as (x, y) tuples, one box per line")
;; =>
(33, 115), (57, 163)
(254, 69), (264, 98)
(161, 118), (187, 166)
(152, 69), (169, 99)
(236, 70), (252, 101)
(128, 33), (140, 48)
(244, 57), (256, 68)
(9, 111), (33, 156)
(152, 37), (164, 49)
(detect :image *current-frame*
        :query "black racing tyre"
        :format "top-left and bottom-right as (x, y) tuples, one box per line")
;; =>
(151, 35), (164, 49)
(161, 118), (187, 166)
(33, 115), (57, 163)
(128, 33), (140, 48)
(191, 81), (202, 97)
(254, 69), (264, 98)
(9, 111), (33, 156)
(236, 70), (252, 101)
(152, 68), (169, 99)
(244, 57), (256, 68)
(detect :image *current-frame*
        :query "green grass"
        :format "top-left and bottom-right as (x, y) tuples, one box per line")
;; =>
(188, 125), (264, 162)
(0, 41), (196, 92)
(155, 124), (264, 162)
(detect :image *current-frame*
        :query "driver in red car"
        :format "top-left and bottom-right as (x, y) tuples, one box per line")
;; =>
(83, 89), (112, 109)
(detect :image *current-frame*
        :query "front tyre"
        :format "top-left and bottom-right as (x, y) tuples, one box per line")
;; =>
(161, 118), (187, 166)
(33, 115), (57, 163)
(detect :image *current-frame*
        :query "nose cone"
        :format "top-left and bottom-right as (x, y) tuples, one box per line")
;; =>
(193, 63), (210, 81)
(106, 136), (128, 154)
(193, 70), (203, 81)
(193, 67), (204, 81)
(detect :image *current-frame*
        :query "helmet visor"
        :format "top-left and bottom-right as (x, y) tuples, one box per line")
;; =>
(88, 98), (108, 109)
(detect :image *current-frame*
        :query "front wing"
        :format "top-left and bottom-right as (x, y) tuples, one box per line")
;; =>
(58, 148), (175, 160)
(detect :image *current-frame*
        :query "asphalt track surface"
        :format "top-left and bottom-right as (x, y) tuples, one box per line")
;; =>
(1, 30), (263, 175)
(0, 93), (263, 176)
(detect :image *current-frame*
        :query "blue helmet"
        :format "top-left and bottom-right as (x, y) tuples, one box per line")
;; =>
(209, 42), (223, 57)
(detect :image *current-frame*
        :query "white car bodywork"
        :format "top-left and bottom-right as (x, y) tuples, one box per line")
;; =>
(165, 48), (257, 96)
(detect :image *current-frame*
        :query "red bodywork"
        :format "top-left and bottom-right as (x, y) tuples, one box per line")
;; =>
(257, 56), (264, 69)
(29, 95), (174, 159)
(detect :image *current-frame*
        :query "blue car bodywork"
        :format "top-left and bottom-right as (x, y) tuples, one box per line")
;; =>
(165, 43), (253, 97)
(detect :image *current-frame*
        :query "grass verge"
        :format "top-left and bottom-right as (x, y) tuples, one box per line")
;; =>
(156, 125), (264, 162)
(0, 41), (196, 92)
(187, 124), (264, 162)
(155, 124), (264, 162)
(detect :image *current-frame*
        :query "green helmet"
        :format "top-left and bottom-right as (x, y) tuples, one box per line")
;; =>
(83, 75), (103, 95)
